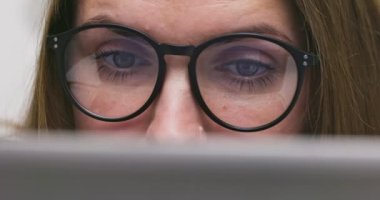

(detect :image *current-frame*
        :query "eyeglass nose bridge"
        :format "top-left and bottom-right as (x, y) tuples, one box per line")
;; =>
(159, 44), (195, 56)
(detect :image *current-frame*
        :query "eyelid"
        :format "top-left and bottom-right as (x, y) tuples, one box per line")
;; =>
(95, 38), (153, 57)
(210, 45), (276, 66)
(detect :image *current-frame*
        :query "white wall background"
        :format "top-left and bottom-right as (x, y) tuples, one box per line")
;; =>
(0, 0), (46, 124)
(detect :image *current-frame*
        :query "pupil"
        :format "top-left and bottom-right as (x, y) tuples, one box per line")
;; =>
(236, 60), (258, 76)
(114, 52), (135, 68)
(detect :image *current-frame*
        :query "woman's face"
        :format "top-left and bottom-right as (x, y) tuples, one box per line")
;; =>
(73, 0), (309, 141)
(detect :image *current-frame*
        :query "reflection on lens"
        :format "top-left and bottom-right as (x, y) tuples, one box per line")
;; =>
(196, 37), (298, 129)
(64, 28), (159, 119)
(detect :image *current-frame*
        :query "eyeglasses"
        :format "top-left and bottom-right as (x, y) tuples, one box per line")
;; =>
(48, 23), (319, 132)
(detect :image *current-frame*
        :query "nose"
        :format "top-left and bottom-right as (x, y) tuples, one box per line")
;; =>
(146, 56), (207, 143)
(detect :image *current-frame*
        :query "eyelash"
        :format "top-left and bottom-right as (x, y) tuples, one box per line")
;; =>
(94, 50), (136, 82)
(97, 65), (135, 82)
(227, 74), (275, 92)
(214, 58), (277, 92)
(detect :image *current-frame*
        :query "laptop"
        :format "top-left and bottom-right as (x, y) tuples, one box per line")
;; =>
(1, 133), (380, 200)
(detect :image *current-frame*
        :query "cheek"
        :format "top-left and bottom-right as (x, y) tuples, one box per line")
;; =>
(203, 94), (294, 130)
(71, 83), (153, 119)
(73, 106), (153, 134)
(203, 75), (310, 137)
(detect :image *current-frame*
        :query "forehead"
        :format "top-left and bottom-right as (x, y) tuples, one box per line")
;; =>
(75, 0), (301, 45)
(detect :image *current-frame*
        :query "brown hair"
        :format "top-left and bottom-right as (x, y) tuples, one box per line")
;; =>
(295, 0), (380, 134)
(24, 0), (380, 134)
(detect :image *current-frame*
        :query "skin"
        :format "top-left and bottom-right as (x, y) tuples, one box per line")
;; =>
(73, 0), (309, 142)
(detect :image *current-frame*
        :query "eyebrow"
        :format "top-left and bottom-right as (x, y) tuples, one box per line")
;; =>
(231, 24), (293, 43)
(81, 14), (294, 44)
(80, 15), (118, 27)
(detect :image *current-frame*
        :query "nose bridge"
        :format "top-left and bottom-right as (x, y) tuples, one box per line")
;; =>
(146, 53), (206, 143)
(159, 44), (195, 56)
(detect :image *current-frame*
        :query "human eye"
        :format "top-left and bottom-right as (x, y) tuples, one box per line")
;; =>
(95, 49), (150, 69)
(217, 59), (272, 78)
(213, 51), (277, 93)
(94, 46), (152, 83)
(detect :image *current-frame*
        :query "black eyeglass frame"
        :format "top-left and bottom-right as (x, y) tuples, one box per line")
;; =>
(48, 23), (319, 132)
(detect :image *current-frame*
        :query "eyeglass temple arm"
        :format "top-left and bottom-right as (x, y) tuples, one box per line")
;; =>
(301, 52), (320, 68)
(47, 35), (62, 51)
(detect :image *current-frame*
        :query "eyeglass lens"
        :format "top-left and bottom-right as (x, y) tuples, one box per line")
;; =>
(65, 27), (159, 118)
(195, 38), (298, 129)
(63, 27), (299, 129)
